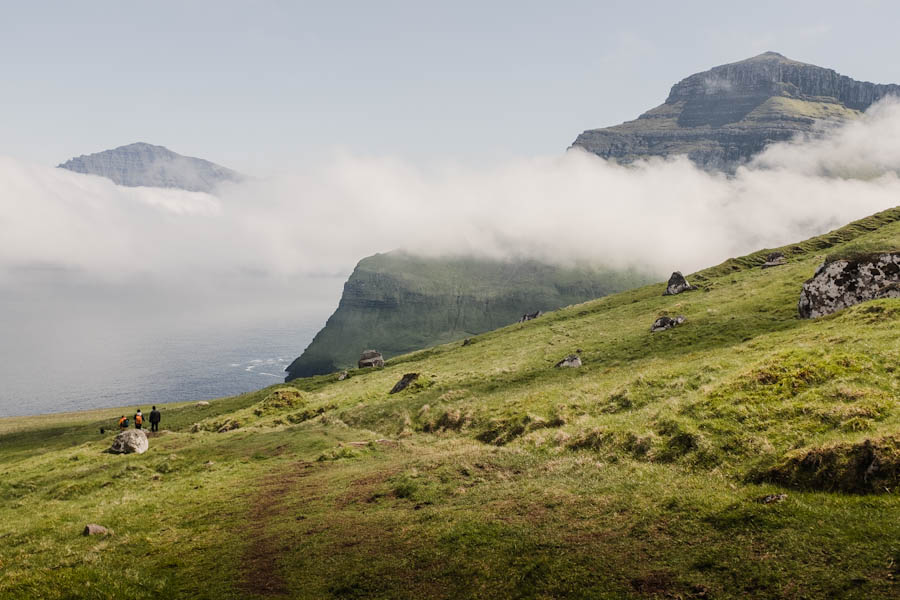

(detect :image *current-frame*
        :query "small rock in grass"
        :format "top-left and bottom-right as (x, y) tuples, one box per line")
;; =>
(337, 371), (349, 381)
(762, 252), (787, 269)
(518, 311), (542, 323)
(358, 350), (385, 369)
(756, 493), (788, 504)
(83, 524), (109, 536)
(650, 315), (685, 332)
(555, 355), (582, 368)
(196, 401), (210, 407)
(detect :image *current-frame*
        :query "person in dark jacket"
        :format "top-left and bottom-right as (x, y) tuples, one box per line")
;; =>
(149, 406), (161, 432)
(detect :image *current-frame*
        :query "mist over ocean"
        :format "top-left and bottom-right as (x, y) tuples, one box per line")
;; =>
(0, 293), (326, 418)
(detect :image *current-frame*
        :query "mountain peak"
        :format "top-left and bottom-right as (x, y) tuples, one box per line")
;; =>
(571, 54), (900, 171)
(58, 143), (242, 193)
(748, 51), (789, 60)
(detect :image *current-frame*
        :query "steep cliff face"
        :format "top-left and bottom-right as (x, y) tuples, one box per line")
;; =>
(572, 52), (900, 170)
(285, 252), (653, 379)
(58, 142), (242, 193)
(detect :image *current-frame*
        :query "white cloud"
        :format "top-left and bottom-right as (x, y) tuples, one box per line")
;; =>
(2, 98), (900, 297)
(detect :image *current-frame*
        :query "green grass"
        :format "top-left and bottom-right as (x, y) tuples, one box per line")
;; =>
(1, 208), (899, 599)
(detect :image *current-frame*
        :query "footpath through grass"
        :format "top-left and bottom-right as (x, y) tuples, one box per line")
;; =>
(1, 208), (899, 599)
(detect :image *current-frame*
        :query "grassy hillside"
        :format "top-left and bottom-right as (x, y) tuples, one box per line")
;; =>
(286, 252), (653, 379)
(2, 208), (899, 599)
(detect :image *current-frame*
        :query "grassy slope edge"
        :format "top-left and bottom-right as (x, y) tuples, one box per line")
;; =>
(1, 207), (899, 599)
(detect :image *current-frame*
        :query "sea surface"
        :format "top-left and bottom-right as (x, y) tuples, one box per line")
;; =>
(0, 305), (324, 418)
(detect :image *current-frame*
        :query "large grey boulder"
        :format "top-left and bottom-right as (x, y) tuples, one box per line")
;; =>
(358, 350), (384, 369)
(663, 272), (692, 296)
(109, 429), (149, 454)
(798, 253), (900, 318)
(651, 315), (686, 332)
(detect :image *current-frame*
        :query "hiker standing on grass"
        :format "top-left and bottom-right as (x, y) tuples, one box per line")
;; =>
(134, 409), (143, 430)
(149, 406), (161, 432)
(118, 415), (128, 429)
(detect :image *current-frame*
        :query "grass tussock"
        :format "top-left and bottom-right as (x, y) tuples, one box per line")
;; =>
(762, 436), (900, 494)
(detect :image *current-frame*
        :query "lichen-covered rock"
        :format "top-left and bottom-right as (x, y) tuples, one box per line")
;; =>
(555, 355), (582, 368)
(358, 350), (384, 369)
(651, 315), (686, 332)
(798, 253), (900, 318)
(216, 420), (240, 433)
(762, 252), (787, 269)
(109, 429), (149, 454)
(663, 272), (692, 296)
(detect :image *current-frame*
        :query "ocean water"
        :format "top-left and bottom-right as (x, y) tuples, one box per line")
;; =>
(0, 304), (324, 418)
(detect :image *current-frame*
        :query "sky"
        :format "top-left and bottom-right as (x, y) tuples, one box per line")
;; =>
(4, 0), (900, 415)
(3, 0), (900, 174)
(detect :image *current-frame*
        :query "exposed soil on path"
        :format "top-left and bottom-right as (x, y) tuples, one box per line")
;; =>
(238, 461), (318, 597)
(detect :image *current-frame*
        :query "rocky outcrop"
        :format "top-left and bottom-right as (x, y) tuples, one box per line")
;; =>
(663, 272), (692, 296)
(389, 373), (419, 394)
(58, 142), (242, 193)
(109, 429), (149, 454)
(798, 253), (900, 318)
(571, 52), (900, 171)
(358, 350), (385, 369)
(519, 311), (542, 323)
(285, 252), (653, 379)
(555, 355), (582, 368)
(217, 419), (240, 433)
(651, 315), (685, 332)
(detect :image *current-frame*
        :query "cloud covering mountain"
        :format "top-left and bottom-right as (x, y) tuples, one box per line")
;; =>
(3, 99), (900, 295)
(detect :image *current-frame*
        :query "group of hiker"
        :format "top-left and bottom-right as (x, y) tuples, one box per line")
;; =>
(117, 406), (161, 432)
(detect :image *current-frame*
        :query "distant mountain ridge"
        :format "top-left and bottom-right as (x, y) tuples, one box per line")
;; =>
(58, 142), (242, 193)
(572, 52), (900, 170)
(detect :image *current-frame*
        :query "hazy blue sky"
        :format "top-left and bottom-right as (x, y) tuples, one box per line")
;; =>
(2, 0), (898, 173)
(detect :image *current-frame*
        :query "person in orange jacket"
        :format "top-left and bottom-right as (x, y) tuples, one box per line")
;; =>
(134, 409), (144, 430)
